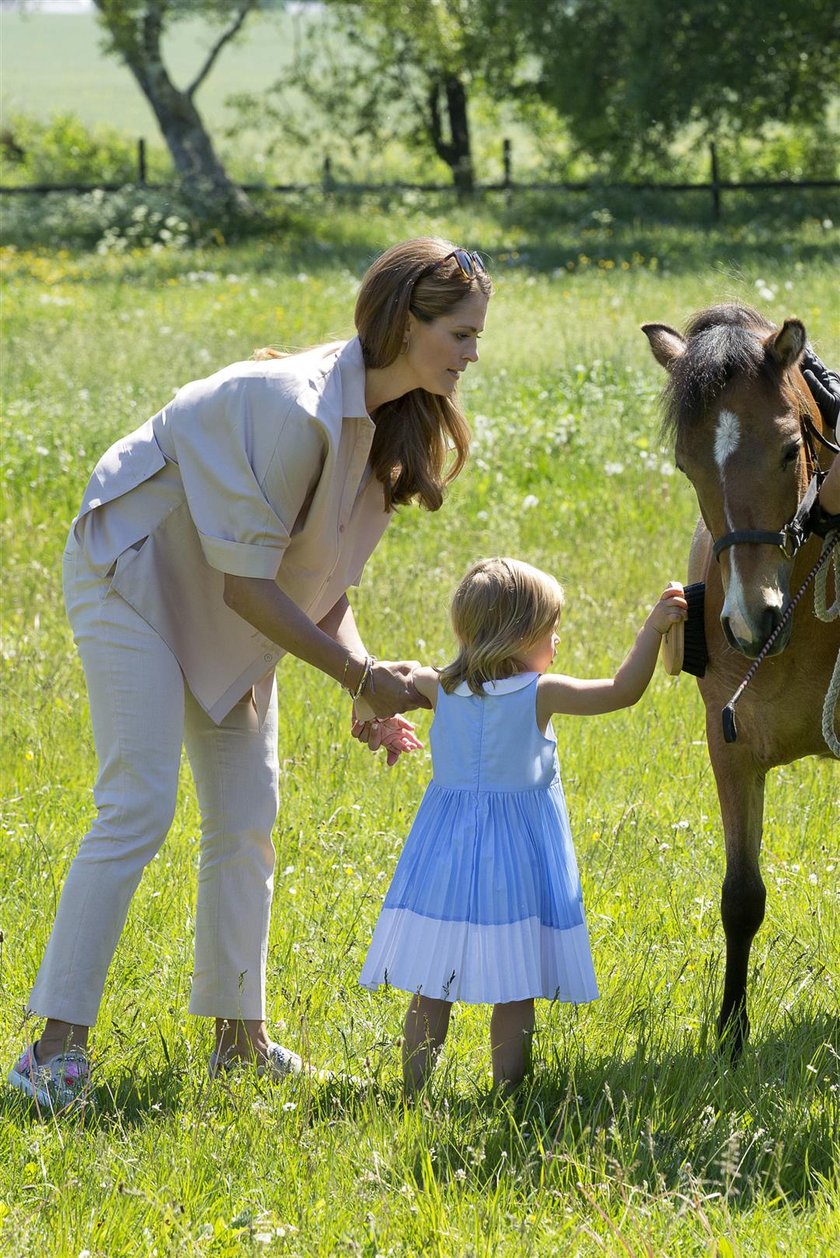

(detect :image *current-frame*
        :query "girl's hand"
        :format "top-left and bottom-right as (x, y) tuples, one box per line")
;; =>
(648, 582), (688, 636)
(351, 712), (424, 766)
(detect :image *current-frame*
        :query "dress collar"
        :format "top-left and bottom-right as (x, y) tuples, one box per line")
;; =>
(453, 672), (539, 697)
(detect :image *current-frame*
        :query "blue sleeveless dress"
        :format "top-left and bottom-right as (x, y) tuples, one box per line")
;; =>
(360, 673), (598, 1005)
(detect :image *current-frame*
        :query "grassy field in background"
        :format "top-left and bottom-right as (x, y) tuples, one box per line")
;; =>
(1, 199), (839, 1254)
(0, 9), (538, 186)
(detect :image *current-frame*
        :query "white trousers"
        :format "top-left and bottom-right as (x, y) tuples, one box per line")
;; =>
(28, 536), (279, 1025)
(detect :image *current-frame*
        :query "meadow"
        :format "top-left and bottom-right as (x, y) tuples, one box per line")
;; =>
(1, 193), (839, 1255)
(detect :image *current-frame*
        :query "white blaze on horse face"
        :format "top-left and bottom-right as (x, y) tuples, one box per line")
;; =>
(714, 409), (741, 469)
(713, 407), (784, 645)
(714, 408), (750, 639)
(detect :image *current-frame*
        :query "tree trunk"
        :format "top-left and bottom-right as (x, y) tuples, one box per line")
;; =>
(94, 1), (251, 215)
(131, 60), (248, 210)
(428, 72), (475, 193)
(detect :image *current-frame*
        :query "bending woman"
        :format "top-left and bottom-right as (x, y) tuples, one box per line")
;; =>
(9, 238), (492, 1110)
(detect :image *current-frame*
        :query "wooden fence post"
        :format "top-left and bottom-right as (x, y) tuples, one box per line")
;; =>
(502, 138), (512, 190)
(137, 137), (146, 186)
(709, 141), (721, 221)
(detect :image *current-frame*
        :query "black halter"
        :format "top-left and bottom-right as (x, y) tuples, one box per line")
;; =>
(712, 393), (837, 562)
(712, 475), (821, 561)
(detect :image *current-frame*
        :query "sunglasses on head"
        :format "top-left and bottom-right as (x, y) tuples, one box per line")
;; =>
(412, 248), (487, 291)
(440, 248), (487, 279)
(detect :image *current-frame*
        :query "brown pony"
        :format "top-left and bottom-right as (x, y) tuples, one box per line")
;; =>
(642, 304), (839, 1059)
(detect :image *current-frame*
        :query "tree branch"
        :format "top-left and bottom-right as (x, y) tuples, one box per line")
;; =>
(186, 1), (257, 100)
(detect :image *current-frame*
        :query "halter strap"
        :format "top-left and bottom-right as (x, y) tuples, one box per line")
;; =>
(713, 475), (821, 562)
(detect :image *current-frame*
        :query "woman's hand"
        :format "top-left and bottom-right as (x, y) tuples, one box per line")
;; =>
(351, 712), (424, 766)
(354, 659), (432, 719)
(648, 582), (688, 635)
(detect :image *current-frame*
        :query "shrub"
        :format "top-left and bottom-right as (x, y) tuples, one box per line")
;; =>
(1, 187), (194, 251)
(0, 111), (154, 187)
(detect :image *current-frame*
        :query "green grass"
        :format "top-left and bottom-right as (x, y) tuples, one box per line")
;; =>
(1, 200), (839, 1255)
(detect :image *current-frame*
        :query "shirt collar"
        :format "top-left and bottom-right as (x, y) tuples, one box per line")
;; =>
(293, 336), (370, 425)
(453, 672), (539, 697)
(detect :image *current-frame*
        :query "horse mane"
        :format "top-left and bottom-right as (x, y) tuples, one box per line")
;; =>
(661, 303), (783, 439)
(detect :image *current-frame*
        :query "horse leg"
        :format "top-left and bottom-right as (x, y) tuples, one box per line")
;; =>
(708, 735), (767, 1061)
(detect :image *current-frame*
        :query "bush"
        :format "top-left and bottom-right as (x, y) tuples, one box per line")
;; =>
(0, 111), (155, 187)
(1, 186), (195, 251)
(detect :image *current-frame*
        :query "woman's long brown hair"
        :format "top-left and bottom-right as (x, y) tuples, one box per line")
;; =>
(355, 237), (493, 511)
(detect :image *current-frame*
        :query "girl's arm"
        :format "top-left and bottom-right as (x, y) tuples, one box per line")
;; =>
(410, 665), (440, 711)
(536, 583), (687, 723)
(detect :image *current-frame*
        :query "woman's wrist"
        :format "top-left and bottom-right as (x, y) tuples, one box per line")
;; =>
(342, 651), (376, 700)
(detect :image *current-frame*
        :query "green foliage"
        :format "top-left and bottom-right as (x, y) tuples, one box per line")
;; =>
(0, 111), (145, 187)
(0, 186), (209, 251)
(1, 200), (839, 1256)
(526, 0), (840, 173)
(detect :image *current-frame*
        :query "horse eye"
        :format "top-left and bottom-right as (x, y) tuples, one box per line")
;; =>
(782, 442), (800, 468)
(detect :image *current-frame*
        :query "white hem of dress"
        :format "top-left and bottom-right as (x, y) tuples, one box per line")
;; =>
(359, 906), (598, 1005)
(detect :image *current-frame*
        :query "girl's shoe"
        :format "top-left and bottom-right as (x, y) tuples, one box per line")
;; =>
(7, 1043), (91, 1111)
(208, 1040), (304, 1080)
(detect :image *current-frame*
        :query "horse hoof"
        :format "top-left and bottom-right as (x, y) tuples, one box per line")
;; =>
(716, 1012), (750, 1065)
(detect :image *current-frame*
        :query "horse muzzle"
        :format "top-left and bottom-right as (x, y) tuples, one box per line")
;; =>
(721, 601), (792, 658)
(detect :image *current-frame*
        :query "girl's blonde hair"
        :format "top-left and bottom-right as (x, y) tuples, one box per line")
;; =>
(439, 558), (565, 695)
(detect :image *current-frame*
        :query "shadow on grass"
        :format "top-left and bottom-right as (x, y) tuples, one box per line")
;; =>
(3, 187), (837, 283)
(2, 1008), (835, 1210)
(399, 1008), (839, 1209)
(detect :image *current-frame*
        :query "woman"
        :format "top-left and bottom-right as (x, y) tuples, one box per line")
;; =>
(803, 350), (840, 527)
(9, 237), (493, 1109)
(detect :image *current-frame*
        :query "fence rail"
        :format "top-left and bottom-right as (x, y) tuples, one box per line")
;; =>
(1, 138), (837, 220)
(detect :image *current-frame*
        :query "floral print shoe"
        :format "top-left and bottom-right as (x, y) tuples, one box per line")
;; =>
(8, 1043), (91, 1112)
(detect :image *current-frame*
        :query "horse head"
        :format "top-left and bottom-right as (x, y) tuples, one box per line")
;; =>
(642, 304), (820, 659)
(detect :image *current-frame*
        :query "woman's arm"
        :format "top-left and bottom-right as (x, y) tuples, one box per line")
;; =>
(317, 594), (424, 763)
(223, 575), (419, 717)
(536, 584), (687, 723)
(802, 349), (840, 517)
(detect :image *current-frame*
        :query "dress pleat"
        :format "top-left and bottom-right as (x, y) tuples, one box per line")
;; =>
(360, 673), (598, 1005)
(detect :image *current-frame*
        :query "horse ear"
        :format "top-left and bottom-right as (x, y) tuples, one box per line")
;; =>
(641, 323), (687, 370)
(766, 318), (806, 369)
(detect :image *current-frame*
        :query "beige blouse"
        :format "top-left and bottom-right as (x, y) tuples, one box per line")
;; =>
(72, 337), (391, 723)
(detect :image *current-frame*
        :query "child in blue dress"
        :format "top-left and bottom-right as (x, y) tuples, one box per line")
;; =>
(358, 557), (687, 1092)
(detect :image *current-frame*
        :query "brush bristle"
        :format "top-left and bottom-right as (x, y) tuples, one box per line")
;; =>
(681, 581), (708, 677)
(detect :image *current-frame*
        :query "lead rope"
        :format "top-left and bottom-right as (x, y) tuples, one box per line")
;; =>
(721, 530), (840, 747)
(814, 529), (840, 756)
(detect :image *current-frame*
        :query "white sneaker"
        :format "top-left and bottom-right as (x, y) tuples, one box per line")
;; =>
(208, 1040), (304, 1080)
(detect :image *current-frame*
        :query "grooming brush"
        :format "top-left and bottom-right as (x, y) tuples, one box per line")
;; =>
(662, 581), (708, 677)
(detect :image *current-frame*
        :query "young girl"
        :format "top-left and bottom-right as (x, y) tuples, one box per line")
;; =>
(357, 558), (687, 1092)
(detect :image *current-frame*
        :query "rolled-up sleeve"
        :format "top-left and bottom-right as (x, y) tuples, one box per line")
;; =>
(165, 369), (324, 578)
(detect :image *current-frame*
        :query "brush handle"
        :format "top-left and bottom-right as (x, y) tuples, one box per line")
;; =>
(661, 619), (684, 675)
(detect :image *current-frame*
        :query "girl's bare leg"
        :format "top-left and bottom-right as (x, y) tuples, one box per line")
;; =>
(490, 999), (535, 1090)
(402, 995), (452, 1093)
